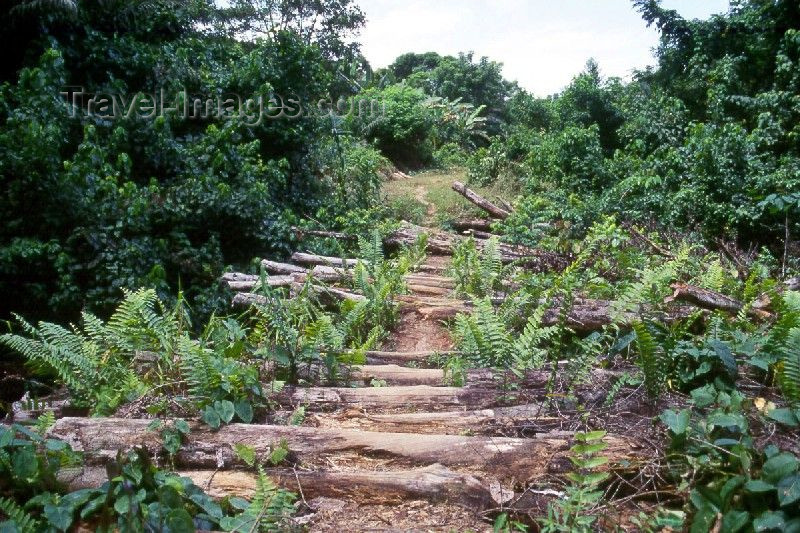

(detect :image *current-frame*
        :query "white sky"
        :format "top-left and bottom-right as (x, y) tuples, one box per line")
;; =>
(357, 0), (730, 96)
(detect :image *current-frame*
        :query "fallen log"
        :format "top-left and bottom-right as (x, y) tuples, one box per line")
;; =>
(291, 252), (361, 268)
(225, 275), (294, 291)
(314, 404), (555, 435)
(364, 350), (457, 365)
(450, 219), (493, 232)
(63, 464), (498, 508)
(280, 384), (501, 411)
(350, 365), (445, 386)
(385, 223), (569, 270)
(261, 259), (308, 275)
(49, 417), (633, 480)
(233, 285), (366, 309)
(221, 272), (259, 282)
(291, 227), (357, 241)
(462, 229), (495, 240)
(451, 181), (511, 220)
(665, 283), (772, 320)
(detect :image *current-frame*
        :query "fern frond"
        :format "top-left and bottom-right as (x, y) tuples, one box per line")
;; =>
(779, 327), (800, 405)
(0, 496), (38, 533)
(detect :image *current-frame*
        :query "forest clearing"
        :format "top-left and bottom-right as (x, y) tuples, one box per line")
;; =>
(1, 1), (800, 531)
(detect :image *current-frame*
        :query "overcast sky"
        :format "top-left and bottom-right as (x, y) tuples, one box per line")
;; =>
(357, 0), (730, 96)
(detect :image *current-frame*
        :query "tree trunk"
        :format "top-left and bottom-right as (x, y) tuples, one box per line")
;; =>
(291, 252), (362, 268)
(451, 181), (511, 220)
(48, 417), (630, 480)
(665, 283), (772, 320)
(62, 464), (507, 508)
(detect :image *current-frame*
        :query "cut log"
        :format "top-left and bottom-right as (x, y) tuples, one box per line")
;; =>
(62, 464), (498, 508)
(280, 385), (501, 411)
(221, 272), (259, 282)
(233, 284), (366, 309)
(225, 275), (293, 291)
(403, 274), (456, 289)
(665, 283), (772, 320)
(462, 229), (494, 240)
(314, 404), (556, 436)
(291, 252), (361, 268)
(261, 259), (308, 275)
(385, 223), (569, 271)
(49, 418), (638, 480)
(350, 365), (444, 386)
(451, 181), (511, 220)
(291, 227), (357, 241)
(364, 350), (456, 365)
(407, 284), (451, 296)
(450, 219), (493, 232)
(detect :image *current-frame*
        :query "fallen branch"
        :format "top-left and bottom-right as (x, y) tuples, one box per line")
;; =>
(451, 181), (511, 220)
(665, 283), (772, 320)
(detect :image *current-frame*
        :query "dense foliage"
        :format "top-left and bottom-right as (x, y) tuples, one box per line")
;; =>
(0, 0), (380, 324)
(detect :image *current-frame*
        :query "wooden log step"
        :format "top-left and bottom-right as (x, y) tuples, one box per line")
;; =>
(49, 418), (639, 480)
(364, 350), (456, 365)
(350, 365), (445, 386)
(281, 385), (502, 411)
(63, 464), (499, 509)
(311, 404), (557, 435)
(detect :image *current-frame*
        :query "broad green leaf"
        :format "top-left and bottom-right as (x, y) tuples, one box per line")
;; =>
(767, 408), (799, 427)
(710, 340), (737, 377)
(708, 412), (745, 430)
(201, 407), (221, 429)
(690, 384), (716, 407)
(762, 453), (799, 483)
(214, 400), (235, 424)
(660, 409), (690, 435)
(753, 511), (787, 532)
(777, 474), (800, 507)
(721, 510), (750, 533)
(745, 479), (775, 493)
(234, 401), (253, 423)
(164, 509), (195, 533)
(233, 443), (256, 467)
(174, 419), (191, 435)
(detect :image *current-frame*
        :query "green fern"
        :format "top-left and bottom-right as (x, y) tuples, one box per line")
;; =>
(633, 321), (667, 398)
(0, 496), (38, 533)
(778, 327), (800, 405)
(221, 466), (296, 532)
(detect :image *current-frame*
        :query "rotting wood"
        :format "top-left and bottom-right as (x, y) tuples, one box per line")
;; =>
(48, 417), (642, 480)
(665, 282), (773, 320)
(451, 181), (511, 220)
(62, 464), (498, 508)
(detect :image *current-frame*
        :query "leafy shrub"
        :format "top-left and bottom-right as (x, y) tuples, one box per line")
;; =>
(347, 83), (435, 168)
